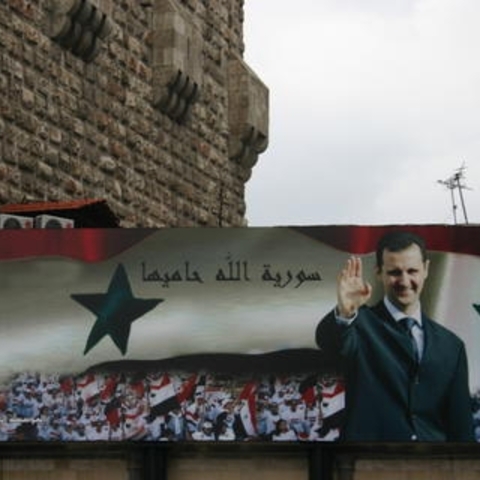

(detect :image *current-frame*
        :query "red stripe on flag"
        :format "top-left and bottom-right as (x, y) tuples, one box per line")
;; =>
(177, 374), (198, 403)
(0, 229), (155, 262)
(292, 225), (480, 256)
(238, 381), (257, 437)
(2, 227), (480, 261)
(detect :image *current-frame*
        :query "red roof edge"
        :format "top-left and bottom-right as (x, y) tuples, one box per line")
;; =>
(0, 198), (105, 214)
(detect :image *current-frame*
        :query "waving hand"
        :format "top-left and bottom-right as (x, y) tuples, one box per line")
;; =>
(336, 256), (372, 318)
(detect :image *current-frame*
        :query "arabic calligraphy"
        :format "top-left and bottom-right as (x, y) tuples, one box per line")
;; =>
(215, 256), (250, 282)
(142, 261), (204, 287)
(261, 264), (322, 288)
(142, 257), (322, 289)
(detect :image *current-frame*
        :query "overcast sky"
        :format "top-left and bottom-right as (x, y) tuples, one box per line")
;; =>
(243, 0), (480, 226)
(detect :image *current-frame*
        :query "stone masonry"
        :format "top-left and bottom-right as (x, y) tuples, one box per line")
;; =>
(0, 0), (269, 227)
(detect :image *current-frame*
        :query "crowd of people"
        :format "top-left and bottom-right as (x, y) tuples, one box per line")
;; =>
(2, 369), (480, 443)
(0, 369), (346, 442)
(470, 389), (480, 441)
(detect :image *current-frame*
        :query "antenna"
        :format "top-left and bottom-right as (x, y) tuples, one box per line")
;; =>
(437, 164), (471, 224)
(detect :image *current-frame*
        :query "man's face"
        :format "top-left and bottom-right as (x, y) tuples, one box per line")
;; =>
(377, 244), (429, 315)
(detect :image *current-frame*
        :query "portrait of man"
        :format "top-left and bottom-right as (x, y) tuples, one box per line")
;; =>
(316, 230), (474, 442)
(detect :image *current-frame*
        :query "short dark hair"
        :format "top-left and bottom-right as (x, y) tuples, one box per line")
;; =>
(376, 231), (427, 268)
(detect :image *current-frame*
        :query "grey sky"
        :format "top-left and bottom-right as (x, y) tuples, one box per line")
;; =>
(243, 0), (480, 226)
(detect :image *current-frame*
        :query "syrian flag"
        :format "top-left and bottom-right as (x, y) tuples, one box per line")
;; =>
(123, 403), (145, 422)
(100, 374), (119, 403)
(3, 225), (480, 384)
(180, 374), (207, 408)
(123, 417), (147, 440)
(129, 378), (146, 399)
(177, 374), (198, 404)
(184, 406), (201, 432)
(104, 397), (122, 427)
(76, 373), (100, 404)
(0, 227), (343, 384)
(193, 374), (206, 399)
(238, 381), (257, 437)
(148, 374), (180, 416)
(59, 376), (75, 396)
(299, 375), (317, 407)
(319, 378), (345, 419)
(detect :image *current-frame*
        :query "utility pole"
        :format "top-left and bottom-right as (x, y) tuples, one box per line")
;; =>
(437, 164), (471, 224)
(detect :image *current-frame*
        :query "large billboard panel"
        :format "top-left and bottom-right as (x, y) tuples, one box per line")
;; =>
(1, 226), (479, 443)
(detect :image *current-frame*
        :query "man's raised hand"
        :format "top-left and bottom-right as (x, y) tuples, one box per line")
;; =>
(336, 256), (372, 318)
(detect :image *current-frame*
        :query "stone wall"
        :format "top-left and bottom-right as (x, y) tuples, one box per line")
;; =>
(0, 458), (129, 480)
(0, 0), (269, 227)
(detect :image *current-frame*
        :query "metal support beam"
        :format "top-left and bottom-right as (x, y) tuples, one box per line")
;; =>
(309, 446), (335, 480)
(143, 446), (167, 480)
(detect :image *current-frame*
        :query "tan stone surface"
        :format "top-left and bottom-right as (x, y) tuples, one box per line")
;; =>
(0, 459), (128, 480)
(169, 455), (308, 480)
(349, 458), (480, 480)
(0, 0), (264, 226)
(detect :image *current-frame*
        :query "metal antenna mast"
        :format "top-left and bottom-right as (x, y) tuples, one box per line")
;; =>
(437, 164), (471, 224)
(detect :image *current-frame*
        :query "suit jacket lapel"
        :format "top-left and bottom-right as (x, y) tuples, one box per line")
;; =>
(371, 301), (419, 363)
(419, 314), (435, 364)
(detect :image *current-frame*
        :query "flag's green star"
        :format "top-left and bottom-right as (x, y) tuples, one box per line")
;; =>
(72, 264), (163, 355)
(474, 304), (480, 316)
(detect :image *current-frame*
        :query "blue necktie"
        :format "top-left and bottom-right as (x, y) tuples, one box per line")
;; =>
(400, 317), (420, 363)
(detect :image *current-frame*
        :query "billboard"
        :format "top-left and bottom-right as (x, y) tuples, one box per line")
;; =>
(0, 226), (479, 443)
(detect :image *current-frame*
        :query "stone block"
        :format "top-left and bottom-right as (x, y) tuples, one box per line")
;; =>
(152, 0), (203, 122)
(45, 0), (114, 62)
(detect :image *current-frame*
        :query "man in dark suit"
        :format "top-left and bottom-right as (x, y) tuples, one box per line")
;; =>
(316, 231), (474, 442)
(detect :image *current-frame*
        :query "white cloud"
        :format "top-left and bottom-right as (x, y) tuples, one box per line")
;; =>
(244, 0), (480, 226)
